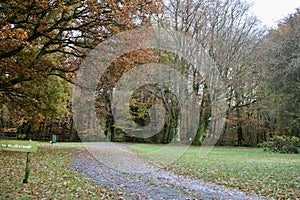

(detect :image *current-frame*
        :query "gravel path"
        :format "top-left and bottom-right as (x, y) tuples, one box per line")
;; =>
(72, 143), (268, 200)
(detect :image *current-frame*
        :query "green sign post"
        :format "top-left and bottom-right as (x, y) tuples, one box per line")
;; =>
(0, 140), (38, 183)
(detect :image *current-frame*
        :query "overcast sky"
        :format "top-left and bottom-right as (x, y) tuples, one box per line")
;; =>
(247, 0), (300, 27)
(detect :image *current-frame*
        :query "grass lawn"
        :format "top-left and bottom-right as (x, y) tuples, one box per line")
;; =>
(0, 144), (111, 200)
(129, 144), (300, 199)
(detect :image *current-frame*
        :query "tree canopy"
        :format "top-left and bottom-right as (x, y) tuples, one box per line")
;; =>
(262, 9), (300, 136)
(0, 0), (299, 145)
(0, 0), (162, 122)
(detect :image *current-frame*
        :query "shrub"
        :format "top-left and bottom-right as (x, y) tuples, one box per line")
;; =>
(259, 135), (300, 154)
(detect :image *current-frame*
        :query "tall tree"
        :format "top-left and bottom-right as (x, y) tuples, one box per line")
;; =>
(157, 0), (263, 145)
(0, 0), (162, 135)
(262, 9), (300, 137)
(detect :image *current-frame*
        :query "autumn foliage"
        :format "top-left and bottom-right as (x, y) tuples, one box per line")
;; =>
(0, 0), (162, 122)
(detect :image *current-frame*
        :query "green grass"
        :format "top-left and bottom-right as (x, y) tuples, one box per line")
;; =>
(129, 144), (300, 199)
(0, 145), (111, 199)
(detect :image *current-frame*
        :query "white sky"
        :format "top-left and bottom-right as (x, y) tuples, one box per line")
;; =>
(247, 0), (300, 27)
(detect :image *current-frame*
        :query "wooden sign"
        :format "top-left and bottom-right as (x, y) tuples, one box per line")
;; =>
(0, 140), (37, 153)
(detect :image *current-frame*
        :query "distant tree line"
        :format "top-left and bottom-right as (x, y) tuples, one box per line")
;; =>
(0, 0), (299, 146)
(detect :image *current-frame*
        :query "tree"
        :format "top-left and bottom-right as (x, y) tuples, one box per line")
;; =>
(0, 0), (162, 92)
(262, 9), (300, 137)
(157, 0), (263, 145)
(0, 0), (162, 138)
(95, 48), (160, 142)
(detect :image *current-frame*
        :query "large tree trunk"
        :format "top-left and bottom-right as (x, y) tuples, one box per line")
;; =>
(194, 84), (210, 145)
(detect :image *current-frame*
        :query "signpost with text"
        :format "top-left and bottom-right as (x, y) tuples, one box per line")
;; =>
(0, 140), (38, 183)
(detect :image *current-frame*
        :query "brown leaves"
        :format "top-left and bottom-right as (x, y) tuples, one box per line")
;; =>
(0, 146), (111, 199)
(0, 0), (162, 94)
(0, 25), (28, 41)
(0, 24), (29, 56)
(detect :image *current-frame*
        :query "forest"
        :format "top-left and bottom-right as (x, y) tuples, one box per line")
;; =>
(0, 0), (299, 147)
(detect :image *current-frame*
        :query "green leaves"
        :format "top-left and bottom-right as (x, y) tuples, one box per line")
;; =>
(259, 135), (300, 154)
(8, 75), (71, 122)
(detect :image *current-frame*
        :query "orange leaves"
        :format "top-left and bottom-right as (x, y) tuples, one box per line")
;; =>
(0, 25), (28, 40)
(0, 0), (163, 123)
(0, 24), (29, 50)
(103, 48), (158, 87)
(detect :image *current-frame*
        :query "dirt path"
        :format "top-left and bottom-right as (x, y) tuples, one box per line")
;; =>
(72, 143), (267, 200)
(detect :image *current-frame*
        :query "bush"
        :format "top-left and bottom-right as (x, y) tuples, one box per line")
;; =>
(259, 135), (300, 154)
